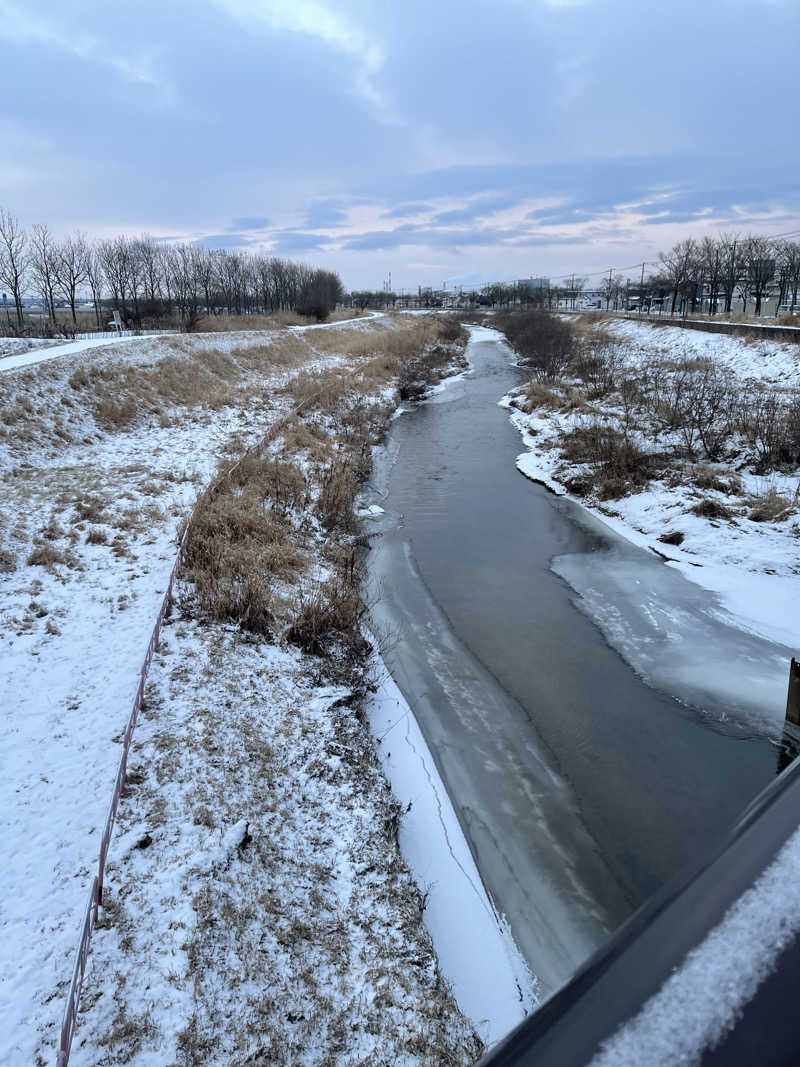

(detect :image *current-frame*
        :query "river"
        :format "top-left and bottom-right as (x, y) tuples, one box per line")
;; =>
(365, 327), (794, 994)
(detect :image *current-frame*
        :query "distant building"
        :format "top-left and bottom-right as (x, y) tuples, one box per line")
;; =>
(517, 277), (550, 292)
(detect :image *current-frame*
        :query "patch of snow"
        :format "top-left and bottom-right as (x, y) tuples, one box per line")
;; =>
(0, 332), (165, 373)
(604, 317), (800, 388)
(289, 310), (385, 332)
(590, 823), (800, 1067)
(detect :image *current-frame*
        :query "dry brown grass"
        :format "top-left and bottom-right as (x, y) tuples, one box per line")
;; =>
(747, 486), (795, 522)
(0, 546), (17, 572)
(26, 543), (72, 569)
(522, 381), (592, 414)
(0, 333), (313, 453)
(690, 464), (742, 496)
(182, 461), (309, 636)
(523, 382), (562, 411)
(194, 311), (308, 331)
(181, 315), (470, 680)
(561, 422), (663, 499)
(690, 497), (735, 520)
(651, 355), (716, 373)
(72, 494), (110, 524)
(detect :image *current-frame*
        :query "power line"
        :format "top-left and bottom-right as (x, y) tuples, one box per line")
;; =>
(546, 225), (800, 286)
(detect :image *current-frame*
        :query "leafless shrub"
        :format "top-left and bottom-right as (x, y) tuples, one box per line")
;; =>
(0, 546), (16, 572)
(85, 527), (108, 545)
(287, 574), (371, 675)
(690, 498), (734, 520)
(436, 317), (469, 345)
(639, 362), (736, 460)
(315, 459), (360, 532)
(747, 486), (795, 522)
(571, 339), (626, 398)
(27, 543), (70, 568)
(740, 391), (787, 469)
(495, 309), (574, 379)
(561, 421), (661, 498)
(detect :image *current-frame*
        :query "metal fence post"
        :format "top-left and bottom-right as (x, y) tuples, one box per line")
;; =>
(786, 658), (800, 727)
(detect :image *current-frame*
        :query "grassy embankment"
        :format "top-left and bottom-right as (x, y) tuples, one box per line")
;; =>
(61, 315), (484, 1065)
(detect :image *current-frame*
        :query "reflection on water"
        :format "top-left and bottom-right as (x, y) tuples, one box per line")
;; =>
(367, 331), (791, 993)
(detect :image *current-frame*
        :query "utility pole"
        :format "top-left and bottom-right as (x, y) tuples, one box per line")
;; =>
(640, 261), (645, 315)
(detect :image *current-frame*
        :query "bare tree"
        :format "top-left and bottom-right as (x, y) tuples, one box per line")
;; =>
(659, 238), (697, 314)
(85, 245), (105, 327)
(0, 207), (29, 326)
(718, 233), (743, 315)
(741, 235), (775, 317)
(699, 236), (724, 315)
(778, 240), (800, 313)
(135, 234), (165, 304)
(29, 223), (59, 320)
(99, 236), (134, 320)
(56, 233), (90, 324)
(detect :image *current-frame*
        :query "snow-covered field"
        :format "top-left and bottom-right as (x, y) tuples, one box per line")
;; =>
(1, 328), (337, 1064)
(1, 317), (525, 1065)
(64, 620), (481, 1066)
(501, 318), (800, 653)
(605, 317), (800, 390)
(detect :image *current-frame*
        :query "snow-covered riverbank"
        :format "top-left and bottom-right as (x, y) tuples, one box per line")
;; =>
(2, 317), (504, 1064)
(499, 319), (799, 654)
(368, 659), (537, 1045)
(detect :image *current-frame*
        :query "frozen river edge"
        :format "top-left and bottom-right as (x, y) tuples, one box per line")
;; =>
(367, 654), (538, 1046)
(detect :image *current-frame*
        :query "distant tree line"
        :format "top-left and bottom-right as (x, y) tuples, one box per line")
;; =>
(0, 206), (344, 331)
(395, 234), (800, 319)
(652, 234), (800, 317)
(463, 233), (800, 317)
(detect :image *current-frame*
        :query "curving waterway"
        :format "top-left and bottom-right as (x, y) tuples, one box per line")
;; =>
(365, 328), (794, 994)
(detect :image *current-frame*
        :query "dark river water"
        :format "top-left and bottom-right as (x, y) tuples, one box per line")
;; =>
(366, 329), (791, 993)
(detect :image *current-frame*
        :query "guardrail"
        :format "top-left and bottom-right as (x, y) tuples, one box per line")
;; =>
(605, 311), (800, 344)
(71, 329), (179, 342)
(54, 397), (312, 1066)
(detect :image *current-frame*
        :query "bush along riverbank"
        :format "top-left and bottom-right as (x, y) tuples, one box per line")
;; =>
(59, 317), (486, 1066)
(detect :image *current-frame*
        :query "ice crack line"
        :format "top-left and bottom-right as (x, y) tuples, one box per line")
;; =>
(401, 713), (496, 925)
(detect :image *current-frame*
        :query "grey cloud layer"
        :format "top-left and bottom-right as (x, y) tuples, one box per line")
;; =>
(1, 0), (797, 284)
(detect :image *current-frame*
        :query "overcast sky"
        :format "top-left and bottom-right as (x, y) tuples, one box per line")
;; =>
(1, 0), (798, 290)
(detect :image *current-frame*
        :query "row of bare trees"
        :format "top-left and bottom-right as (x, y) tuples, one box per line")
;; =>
(0, 206), (344, 331)
(655, 234), (800, 317)
(468, 232), (800, 317)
